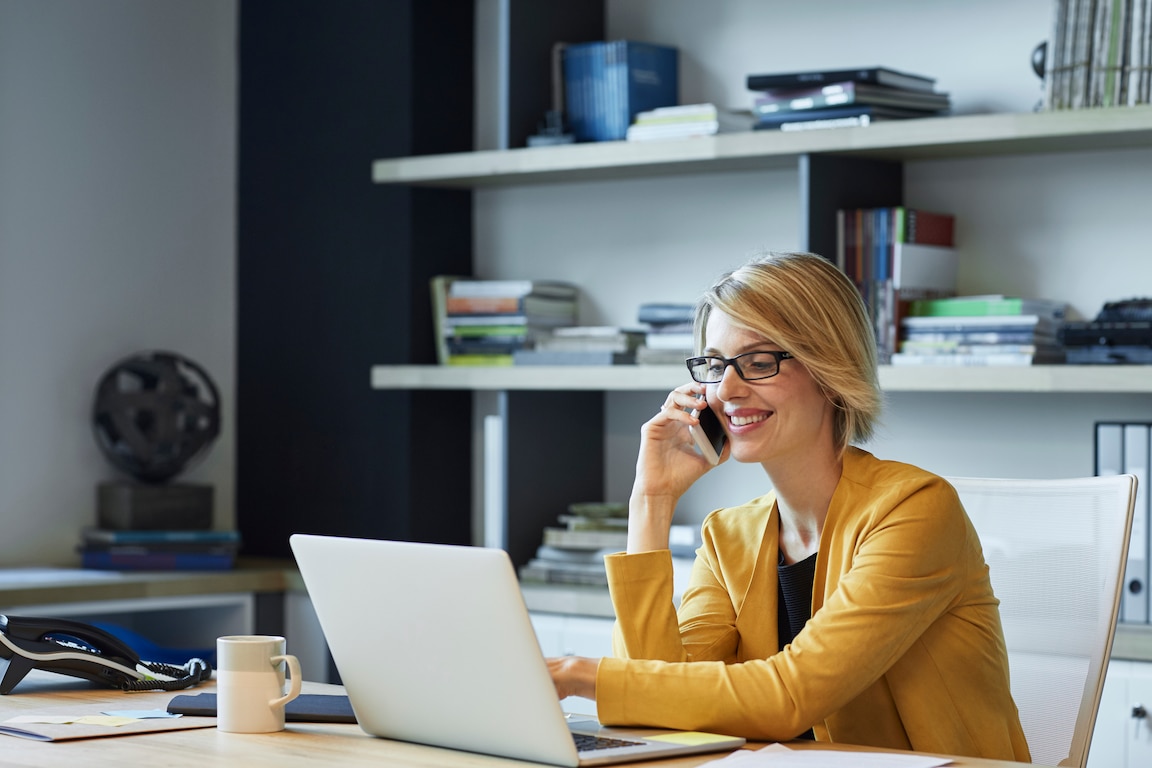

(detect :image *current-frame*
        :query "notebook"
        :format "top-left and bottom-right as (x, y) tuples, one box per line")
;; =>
(289, 534), (746, 767)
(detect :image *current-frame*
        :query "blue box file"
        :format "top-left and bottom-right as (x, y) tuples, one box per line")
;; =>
(563, 40), (678, 142)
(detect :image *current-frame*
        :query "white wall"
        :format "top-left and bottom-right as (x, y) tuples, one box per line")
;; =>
(473, 0), (1152, 526)
(0, 0), (236, 564)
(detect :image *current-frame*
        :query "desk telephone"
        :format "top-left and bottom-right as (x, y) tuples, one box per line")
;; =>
(0, 614), (211, 694)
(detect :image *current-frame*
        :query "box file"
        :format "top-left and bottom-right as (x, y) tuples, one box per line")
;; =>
(1096, 421), (1150, 624)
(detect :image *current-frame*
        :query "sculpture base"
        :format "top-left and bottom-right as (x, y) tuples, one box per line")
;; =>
(97, 482), (213, 530)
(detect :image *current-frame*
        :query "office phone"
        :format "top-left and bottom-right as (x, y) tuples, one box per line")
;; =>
(0, 614), (211, 694)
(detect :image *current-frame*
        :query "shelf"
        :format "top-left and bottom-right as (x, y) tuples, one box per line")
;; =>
(371, 364), (1152, 394)
(371, 106), (1152, 189)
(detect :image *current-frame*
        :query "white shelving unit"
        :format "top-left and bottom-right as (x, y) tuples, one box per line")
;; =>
(371, 105), (1152, 653)
(372, 362), (1152, 394)
(372, 107), (1152, 188)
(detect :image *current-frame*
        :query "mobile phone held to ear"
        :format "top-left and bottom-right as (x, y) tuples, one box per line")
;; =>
(688, 403), (726, 465)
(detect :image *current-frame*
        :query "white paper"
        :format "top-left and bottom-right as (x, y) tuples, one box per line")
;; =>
(697, 743), (953, 767)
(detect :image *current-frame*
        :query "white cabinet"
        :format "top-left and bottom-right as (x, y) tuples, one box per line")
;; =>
(1089, 660), (1152, 767)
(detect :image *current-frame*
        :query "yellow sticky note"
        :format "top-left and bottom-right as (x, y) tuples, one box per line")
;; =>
(75, 715), (138, 727)
(646, 731), (736, 746)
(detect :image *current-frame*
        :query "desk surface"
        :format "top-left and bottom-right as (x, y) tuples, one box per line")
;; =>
(0, 671), (1028, 768)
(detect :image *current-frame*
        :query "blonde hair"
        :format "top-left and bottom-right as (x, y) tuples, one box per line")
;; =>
(694, 251), (882, 452)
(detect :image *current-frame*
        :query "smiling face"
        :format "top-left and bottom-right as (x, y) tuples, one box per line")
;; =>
(703, 310), (837, 469)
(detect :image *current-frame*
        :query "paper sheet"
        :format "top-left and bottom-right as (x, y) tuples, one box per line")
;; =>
(698, 743), (953, 767)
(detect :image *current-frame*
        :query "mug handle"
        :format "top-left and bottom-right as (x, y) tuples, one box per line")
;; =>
(268, 654), (303, 708)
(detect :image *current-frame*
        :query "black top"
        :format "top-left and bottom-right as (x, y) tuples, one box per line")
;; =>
(777, 549), (818, 740)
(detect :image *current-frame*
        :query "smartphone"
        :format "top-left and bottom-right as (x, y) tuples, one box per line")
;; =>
(688, 402), (726, 465)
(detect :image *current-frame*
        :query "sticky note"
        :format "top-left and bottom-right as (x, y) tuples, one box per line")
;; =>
(647, 731), (738, 745)
(75, 716), (138, 727)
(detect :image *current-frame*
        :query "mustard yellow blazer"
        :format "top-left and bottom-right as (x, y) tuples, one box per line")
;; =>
(595, 447), (1031, 762)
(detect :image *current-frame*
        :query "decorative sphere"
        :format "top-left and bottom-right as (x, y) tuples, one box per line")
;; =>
(92, 351), (221, 483)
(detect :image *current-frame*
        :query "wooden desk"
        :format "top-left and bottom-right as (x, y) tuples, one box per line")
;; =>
(0, 671), (1027, 767)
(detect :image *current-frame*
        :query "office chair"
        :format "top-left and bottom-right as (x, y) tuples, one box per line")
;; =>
(947, 474), (1137, 768)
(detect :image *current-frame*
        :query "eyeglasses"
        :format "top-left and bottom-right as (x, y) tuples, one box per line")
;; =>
(685, 351), (794, 383)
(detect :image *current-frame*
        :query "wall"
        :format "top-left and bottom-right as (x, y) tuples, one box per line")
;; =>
(472, 0), (1152, 525)
(0, 0), (236, 564)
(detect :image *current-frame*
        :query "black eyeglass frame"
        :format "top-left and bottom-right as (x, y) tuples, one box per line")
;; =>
(685, 351), (794, 383)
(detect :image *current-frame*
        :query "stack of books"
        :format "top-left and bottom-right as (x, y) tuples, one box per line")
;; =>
(836, 206), (958, 363)
(563, 40), (679, 142)
(518, 502), (628, 587)
(895, 296), (1068, 366)
(635, 302), (696, 365)
(513, 326), (644, 366)
(626, 103), (719, 141)
(1044, 1), (1152, 110)
(77, 527), (241, 571)
(431, 277), (579, 366)
(746, 67), (950, 131)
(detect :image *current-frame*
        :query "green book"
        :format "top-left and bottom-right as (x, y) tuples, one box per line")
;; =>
(908, 295), (1065, 319)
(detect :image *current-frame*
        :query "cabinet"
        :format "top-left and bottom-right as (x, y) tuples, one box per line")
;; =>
(1088, 659), (1152, 767)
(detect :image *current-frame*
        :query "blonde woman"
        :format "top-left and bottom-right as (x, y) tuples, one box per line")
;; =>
(547, 252), (1030, 762)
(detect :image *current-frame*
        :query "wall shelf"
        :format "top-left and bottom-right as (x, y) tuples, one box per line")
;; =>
(372, 106), (1152, 189)
(371, 364), (1152, 394)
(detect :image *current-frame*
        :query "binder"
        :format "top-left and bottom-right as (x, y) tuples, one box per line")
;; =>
(1096, 423), (1125, 619)
(1122, 424), (1149, 623)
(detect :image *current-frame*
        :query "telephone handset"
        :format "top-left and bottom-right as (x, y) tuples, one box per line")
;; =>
(0, 613), (212, 695)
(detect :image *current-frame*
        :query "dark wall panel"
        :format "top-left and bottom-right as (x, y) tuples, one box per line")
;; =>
(237, 0), (474, 557)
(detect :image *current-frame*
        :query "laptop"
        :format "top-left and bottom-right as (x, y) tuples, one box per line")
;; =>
(289, 534), (746, 767)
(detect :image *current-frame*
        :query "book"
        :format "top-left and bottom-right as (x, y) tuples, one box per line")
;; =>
(447, 279), (577, 299)
(889, 350), (1066, 366)
(541, 527), (628, 550)
(444, 354), (514, 367)
(535, 326), (645, 353)
(746, 66), (937, 93)
(564, 40), (679, 142)
(637, 303), (696, 325)
(903, 329), (1058, 346)
(625, 121), (720, 140)
(901, 314), (1062, 335)
(445, 294), (578, 317)
(636, 346), (695, 365)
(753, 104), (937, 131)
(899, 341), (1058, 356)
(512, 350), (636, 366)
(643, 330), (695, 350)
(752, 81), (950, 115)
(631, 102), (718, 124)
(80, 548), (236, 571)
(908, 295), (1067, 320)
(80, 528), (240, 545)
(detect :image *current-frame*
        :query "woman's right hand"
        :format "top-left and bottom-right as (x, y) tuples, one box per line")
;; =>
(626, 383), (725, 553)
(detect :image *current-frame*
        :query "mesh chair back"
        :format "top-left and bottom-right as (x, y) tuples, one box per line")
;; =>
(947, 475), (1136, 768)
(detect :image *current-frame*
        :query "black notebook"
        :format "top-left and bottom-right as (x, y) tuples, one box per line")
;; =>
(167, 692), (357, 724)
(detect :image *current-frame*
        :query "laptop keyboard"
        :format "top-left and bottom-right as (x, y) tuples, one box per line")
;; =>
(572, 732), (646, 752)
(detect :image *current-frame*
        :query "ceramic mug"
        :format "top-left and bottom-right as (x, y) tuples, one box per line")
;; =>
(216, 635), (302, 733)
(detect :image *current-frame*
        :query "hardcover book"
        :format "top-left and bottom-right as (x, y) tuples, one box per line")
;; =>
(746, 66), (937, 93)
(753, 104), (933, 131)
(752, 81), (950, 115)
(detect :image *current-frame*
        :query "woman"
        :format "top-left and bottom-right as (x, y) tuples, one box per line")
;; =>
(547, 251), (1030, 761)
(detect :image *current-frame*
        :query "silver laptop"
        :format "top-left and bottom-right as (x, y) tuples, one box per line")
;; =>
(289, 534), (746, 767)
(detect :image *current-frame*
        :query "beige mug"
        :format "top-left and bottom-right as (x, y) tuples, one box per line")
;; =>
(216, 635), (302, 733)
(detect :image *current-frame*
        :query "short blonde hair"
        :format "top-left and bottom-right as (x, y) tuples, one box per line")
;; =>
(694, 251), (882, 452)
